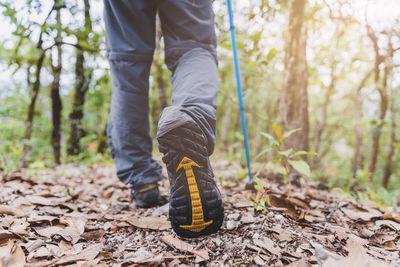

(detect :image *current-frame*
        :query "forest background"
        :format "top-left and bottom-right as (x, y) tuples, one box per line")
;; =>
(1, 0), (399, 207)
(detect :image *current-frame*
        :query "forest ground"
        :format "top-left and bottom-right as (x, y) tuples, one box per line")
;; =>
(0, 159), (400, 267)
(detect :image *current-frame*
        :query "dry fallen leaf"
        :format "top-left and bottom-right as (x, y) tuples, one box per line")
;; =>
(370, 233), (397, 245)
(382, 212), (400, 223)
(32, 246), (53, 258)
(54, 243), (102, 265)
(341, 208), (382, 221)
(10, 219), (29, 236)
(230, 194), (254, 208)
(0, 231), (14, 246)
(161, 235), (209, 261)
(23, 240), (44, 253)
(373, 220), (400, 231)
(167, 258), (181, 267)
(27, 215), (58, 224)
(124, 217), (171, 230)
(123, 249), (163, 265)
(34, 225), (81, 244)
(330, 226), (349, 241)
(322, 238), (391, 267)
(278, 230), (292, 242)
(268, 194), (298, 217)
(0, 205), (32, 217)
(253, 237), (281, 254)
(81, 230), (105, 241)
(63, 217), (87, 235)
(26, 195), (70, 207)
(287, 259), (311, 267)
(287, 197), (310, 210)
(0, 242), (26, 267)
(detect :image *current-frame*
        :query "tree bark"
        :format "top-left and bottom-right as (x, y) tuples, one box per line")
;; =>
(312, 29), (344, 169)
(366, 25), (389, 180)
(68, 49), (92, 155)
(152, 49), (168, 130)
(67, 0), (93, 155)
(280, 0), (309, 153)
(50, 1), (63, 164)
(22, 49), (45, 167)
(382, 35), (395, 188)
(382, 83), (396, 188)
(154, 57), (168, 111)
(97, 123), (108, 154)
(352, 69), (373, 177)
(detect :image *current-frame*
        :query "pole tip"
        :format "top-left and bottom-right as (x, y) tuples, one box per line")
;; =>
(244, 181), (256, 192)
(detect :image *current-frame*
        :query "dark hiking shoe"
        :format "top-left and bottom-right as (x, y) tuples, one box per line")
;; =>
(131, 183), (167, 208)
(157, 120), (224, 238)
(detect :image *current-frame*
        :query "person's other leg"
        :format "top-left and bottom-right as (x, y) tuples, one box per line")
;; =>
(157, 0), (223, 238)
(104, 0), (164, 205)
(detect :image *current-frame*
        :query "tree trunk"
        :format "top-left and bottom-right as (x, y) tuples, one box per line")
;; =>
(382, 86), (397, 188)
(67, 0), (92, 156)
(68, 49), (92, 155)
(50, 2), (63, 164)
(97, 123), (108, 154)
(352, 69), (373, 177)
(382, 36), (395, 188)
(152, 49), (168, 129)
(366, 26), (389, 180)
(155, 58), (168, 111)
(22, 50), (45, 167)
(280, 0), (309, 152)
(312, 29), (344, 169)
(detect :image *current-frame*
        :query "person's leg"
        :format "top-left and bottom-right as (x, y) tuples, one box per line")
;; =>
(157, 0), (223, 238)
(104, 0), (164, 207)
(157, 0), (219, 155)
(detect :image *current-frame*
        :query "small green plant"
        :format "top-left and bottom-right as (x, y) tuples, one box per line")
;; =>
(0, 141), (23, 174)
(253, 176), (268, 212)
(256, 123), (316, 183)
(252, 123), (317, 211)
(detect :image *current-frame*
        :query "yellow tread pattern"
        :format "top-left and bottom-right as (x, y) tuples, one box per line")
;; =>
(176, 157), (213, 232)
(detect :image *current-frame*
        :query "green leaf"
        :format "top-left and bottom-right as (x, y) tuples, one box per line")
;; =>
(283, 128), (301, 139)
(250, 30), (263, 43)
(234, 131), (244, 141)
(288, 160), (310, 177)
(254, 177), (264, 192)
(219, 43), (232, 50)
(273, 156), (281, 164)
(277, 165), (288, 176)
(278, 148), (293, 157)
(394, 142), (400, 151)
(30, 160), (46, 169)
(236, 41), (245, 50)
(292, 151), (318, 157)
(260, 132), (275, 141)
(247, 60), (257, 68)
(255, 147), (271, 160)
(272, 123), (283, 139)
(266, 48), (277, 61)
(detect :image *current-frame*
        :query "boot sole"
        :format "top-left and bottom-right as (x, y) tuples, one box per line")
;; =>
(158, 121), (224, 238)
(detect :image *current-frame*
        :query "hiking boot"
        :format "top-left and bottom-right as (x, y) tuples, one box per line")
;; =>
(157, 119), (224, 238)
(131, 183), (167, 208)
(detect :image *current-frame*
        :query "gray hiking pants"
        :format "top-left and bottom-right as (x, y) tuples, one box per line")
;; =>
(104, 0), (219, 189)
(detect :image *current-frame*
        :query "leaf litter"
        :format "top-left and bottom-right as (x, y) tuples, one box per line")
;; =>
(0, 160), (399, 266)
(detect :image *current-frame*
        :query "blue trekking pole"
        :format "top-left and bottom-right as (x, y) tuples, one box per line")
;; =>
(226, 0), (253, 184)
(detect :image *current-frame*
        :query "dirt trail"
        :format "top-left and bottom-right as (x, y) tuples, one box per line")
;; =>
(0, 161), (399, 266)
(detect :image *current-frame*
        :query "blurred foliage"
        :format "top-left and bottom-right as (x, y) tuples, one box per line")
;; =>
(0, 0), (399, 207)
